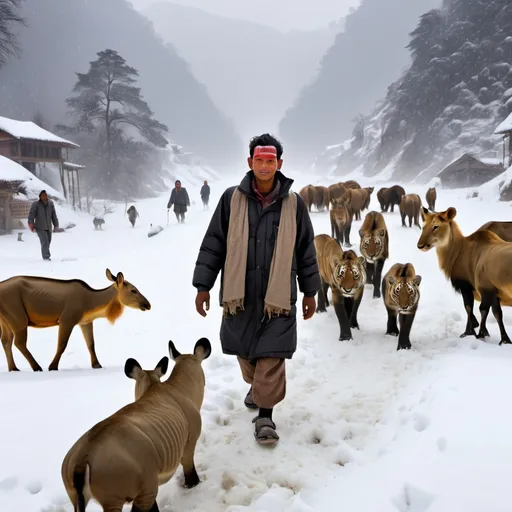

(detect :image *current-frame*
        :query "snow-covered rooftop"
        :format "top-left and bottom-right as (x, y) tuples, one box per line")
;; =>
(0, 115), (79, 147)
(494, 112), (512, 135)
(0, 155), (63, 200)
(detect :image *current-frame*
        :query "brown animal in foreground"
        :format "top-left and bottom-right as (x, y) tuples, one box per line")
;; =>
(425, 187), (437, 211)
(314, 234), (366, 341)
(328, 182), (346, 204)
(344, 187), (366, 220)
(0, 269), (151, 372)
(418, 207), (512, 344)
(313, 185), (330, 211)
(377, 185), (405, 213)
(298, 185), (315, 212)
(359, 211), (389, 299)
(361, 186), (374, 211)
(343, 180), (361, 189)
(382, 263), (422, 351)
(330, 196), (353, 247)
(399, 193), (422, 228)
(61, 338), (211, 512)
(436, 220), (512, 333)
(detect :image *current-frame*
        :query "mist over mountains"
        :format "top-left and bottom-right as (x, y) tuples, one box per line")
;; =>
(143, 1), (341, 140)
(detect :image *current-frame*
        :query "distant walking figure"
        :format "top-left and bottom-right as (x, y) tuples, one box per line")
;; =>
(127, 205), (139, 227)
(28, 190), (59, 261)
(200, 180), (210, 210)
(167, 180), (190, 223)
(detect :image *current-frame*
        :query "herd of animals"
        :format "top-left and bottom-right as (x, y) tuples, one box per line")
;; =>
(2, 179), (512, 510)
(299, 180), (512, 351)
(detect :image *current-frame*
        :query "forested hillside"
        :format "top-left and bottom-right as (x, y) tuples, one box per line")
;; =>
(277, 0), (441, 166)
(333, 0), (512, 182)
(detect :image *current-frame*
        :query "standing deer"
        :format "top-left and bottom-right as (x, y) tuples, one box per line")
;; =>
(0, 269), (151, 372)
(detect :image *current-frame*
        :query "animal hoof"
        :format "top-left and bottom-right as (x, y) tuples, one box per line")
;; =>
(33, 367), (43, 372)
(9, 367), (20, 372)
(386, 331), (399, 337)
(183, 472), (201, 489)
(350, 323), (360, 330)
(339, 334), (353, 342)
(499, 339), (512, 346)
(397, 344), (412, 351)
(459, 330), (477, 339)
(48, 366), (58, 371)
(373, 294), (381, 299)
(316, 308), (327, 313)
(92, 363), (103, 369)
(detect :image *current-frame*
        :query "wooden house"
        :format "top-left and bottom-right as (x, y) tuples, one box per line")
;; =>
(0, 115), (84, 204)
(494, 112), (512, 168)
(437, 153), (505, 189)
(0, 155), (63, 235)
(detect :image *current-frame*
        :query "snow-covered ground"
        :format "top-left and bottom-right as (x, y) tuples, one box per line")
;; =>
(1, 174), (512, 512)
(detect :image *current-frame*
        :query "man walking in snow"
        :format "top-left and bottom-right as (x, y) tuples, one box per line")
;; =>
(28, 189), (60, 261)
(193, 133), (320, 444)
(200, 180), (210, 210)
(167, 180), (190, 223)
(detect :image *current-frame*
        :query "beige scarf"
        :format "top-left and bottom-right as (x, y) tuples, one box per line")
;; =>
(222, 188), (298, 318)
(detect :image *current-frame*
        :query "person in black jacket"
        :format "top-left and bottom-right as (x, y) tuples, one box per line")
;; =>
(200, 180), (210, 210)
(167, 180), (190, 223)
(193, 133), (320, 444)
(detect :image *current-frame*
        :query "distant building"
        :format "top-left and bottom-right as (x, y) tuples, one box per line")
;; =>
(0, 115), (85, 207)
(437, 153), (505, 189)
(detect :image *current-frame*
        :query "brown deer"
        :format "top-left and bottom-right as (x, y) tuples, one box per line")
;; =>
(0, 269), (151, 372)
(61, 338), (211, 512)
(418, 207), (512, 344)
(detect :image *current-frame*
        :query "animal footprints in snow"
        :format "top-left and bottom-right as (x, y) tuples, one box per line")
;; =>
(0, 476), (17, 491)
(391, 482), (436, 512)
(413, 413), (431, 432)
(437, 436), (447, 452)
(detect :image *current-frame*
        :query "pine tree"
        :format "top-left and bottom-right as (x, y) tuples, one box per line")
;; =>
(63, 49), (169, 194)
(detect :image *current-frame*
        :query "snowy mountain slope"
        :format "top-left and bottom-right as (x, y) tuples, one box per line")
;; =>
(277, 0), (441, 166)
(1, 175), (512, 510)
(330, 0), (512, 183)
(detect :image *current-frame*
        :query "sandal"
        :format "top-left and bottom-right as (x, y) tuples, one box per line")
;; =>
(244, 387), (258, 409)
(252, 416), (279, 445)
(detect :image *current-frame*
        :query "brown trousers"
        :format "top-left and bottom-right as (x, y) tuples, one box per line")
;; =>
(237, 356), (286, 409)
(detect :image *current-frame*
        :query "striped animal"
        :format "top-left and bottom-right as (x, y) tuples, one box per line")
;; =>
(61, 338), (211, 512)
(315, 234), (366, 341)
(382, 263), (422, 350)
(359, 211), (389, 299)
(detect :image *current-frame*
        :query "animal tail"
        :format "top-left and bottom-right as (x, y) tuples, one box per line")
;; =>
(73, 462), (89, 512)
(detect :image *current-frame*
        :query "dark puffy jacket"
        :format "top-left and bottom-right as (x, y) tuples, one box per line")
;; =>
(28, 199), (59, 231)
(192, 170), (320, 360)
(167, 187), (190, 212)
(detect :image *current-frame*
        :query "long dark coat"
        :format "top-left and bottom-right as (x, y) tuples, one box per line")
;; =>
(167, 187), (190, 214)
(192, 171), (320, 360)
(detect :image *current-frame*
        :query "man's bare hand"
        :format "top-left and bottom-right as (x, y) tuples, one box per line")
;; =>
(195, 291), (210, 317)
(302, 295), (316, 320)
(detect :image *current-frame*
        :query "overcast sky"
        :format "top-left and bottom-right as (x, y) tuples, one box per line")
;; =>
(129, 0), (360, 31)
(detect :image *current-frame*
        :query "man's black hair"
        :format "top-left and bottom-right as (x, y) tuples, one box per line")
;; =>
(249, 133), (284, 160)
